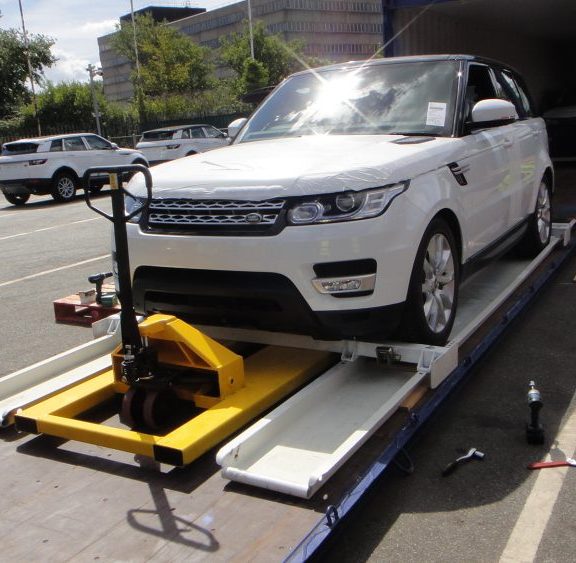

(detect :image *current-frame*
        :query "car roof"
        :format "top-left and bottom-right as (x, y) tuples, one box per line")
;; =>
(142, 124), (214, 134)
(290, 54), (514, 77)
(4, 133), (100, 144)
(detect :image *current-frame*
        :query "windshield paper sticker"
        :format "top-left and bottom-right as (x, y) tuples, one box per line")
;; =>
(426, 102), (447, 127)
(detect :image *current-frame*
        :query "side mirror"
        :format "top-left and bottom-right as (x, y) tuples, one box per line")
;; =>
(227, 118), (248, 139)
(111, 142), (119, 150)
(471, 99), (518, 126)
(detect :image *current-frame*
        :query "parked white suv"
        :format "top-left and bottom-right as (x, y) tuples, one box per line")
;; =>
(0, 133), (148, 206)
(135, 124), (229, 165)
(124, 55), (553, 345)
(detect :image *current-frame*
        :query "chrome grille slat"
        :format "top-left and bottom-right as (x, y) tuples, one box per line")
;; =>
(146, 198), (285, 229)
(150, 199), (285, 211)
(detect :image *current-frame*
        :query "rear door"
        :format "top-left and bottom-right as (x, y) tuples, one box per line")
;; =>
(182, 126), (210, 154)
(456, 63), (518, 256)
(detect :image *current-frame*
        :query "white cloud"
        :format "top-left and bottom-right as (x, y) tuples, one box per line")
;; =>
(80, 19), (117, 36)
(42, 47), (90, 84)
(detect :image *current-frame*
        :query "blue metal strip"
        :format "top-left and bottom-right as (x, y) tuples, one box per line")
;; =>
(285, 237), (576, 562)
(394, 0), (456, 7)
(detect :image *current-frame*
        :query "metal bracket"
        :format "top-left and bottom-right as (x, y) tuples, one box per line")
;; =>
(340, 340), (358, 363)
(417, 344), (458, 388)
(325, 505), (340, 528)
(552, 220), (574, 247)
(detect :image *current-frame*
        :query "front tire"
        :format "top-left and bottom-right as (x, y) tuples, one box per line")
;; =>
(4, 192), (30, 206)
(516, 179), (552, 258)
(51, 172), (77, 202)
(400, 218), (460, 345)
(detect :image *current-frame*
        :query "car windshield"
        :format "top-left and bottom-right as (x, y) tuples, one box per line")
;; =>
(1, 142), (39, 155)
(237, 60), (459, 143)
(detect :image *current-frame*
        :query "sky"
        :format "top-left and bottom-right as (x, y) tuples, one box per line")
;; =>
(0, 0), (238, 84)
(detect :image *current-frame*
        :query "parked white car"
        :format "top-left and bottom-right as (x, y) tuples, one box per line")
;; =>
(125, 55), (553, 345)
(0, 133), (148, 206)
(135, 124), (229, 165)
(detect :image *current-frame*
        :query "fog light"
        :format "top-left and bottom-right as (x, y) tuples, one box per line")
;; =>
(322, 279), (361, 292)
(312, 273), (376, 295)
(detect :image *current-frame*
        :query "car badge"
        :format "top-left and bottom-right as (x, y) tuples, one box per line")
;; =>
(246, 213), (263, 224)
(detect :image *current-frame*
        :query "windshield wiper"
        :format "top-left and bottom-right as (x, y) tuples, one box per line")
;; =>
(387, 131), (436, 137)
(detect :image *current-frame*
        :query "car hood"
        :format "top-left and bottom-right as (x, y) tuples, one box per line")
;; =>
(130, 135), (464, 199)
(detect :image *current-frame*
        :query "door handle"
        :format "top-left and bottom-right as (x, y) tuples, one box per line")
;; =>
(503, 137), (513, 148)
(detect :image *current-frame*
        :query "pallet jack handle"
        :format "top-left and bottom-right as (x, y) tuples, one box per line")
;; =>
(83, 165), (153, 385)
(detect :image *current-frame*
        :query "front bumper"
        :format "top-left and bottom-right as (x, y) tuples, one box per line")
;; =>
(0, 178), (52, 195)
(126, 196), (424, 339)
(133, 266), (405, 339)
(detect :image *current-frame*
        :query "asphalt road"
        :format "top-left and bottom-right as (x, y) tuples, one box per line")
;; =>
(1, 178), (576, 562)
(0, 191), (113, 377)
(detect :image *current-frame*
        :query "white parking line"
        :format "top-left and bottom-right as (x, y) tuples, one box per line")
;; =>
(0, 255), (110, 288)
(499, 401), (576, 562)
(0, 217), (100, 241)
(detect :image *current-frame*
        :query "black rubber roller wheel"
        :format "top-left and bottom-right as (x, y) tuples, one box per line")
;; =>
(119, 387), (147, 428)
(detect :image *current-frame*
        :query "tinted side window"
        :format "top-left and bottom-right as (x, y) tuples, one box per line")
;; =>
(465, 64), (499, 119)
(63, 137), (87, 151)
(189, 128), (205, 139)
(84, 135), (111, 150)
(204, 126), (224, 138)
(499, 70), (533, 117)
(49, 139), (63, 152)
(181, 129), (190, 139)
(142, 130), (173, 141)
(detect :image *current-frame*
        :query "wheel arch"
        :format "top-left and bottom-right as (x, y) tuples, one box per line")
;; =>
(431, 208), (463, 264)
(131, 158), (149, 167)
(52, 166), (79, 183)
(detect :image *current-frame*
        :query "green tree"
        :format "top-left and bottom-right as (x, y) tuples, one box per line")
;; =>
(110, 13), (213, 101)
(240, 58), (269, 94)
(23, 81), (100, 126)
(16, 81), (139, 140)
(0, 28), (55, 118)
(219, 21), (317, 94)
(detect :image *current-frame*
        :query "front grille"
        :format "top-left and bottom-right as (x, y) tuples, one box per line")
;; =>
(145, 198), (286, 235)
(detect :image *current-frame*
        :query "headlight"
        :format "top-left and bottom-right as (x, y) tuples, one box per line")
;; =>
(287, 182), (408, 225)
(124, 193), (145, 223)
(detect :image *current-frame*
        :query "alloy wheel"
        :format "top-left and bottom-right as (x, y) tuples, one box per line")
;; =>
(57, 177), (75, 199)
(536, 181), (551, 244)
(421, 233), (456, 333)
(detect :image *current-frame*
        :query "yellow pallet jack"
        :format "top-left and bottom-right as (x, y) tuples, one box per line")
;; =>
(15, 165), (334, 465)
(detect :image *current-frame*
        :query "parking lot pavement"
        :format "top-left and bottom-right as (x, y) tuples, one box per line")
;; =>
(0, 192), (113, 377)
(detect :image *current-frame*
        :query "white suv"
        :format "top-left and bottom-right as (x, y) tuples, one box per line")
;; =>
(124, 55), (553, 345)
(0, 133), (148, 206)
(135, 124), (229, 165)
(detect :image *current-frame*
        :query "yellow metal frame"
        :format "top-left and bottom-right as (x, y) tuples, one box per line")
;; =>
(16, 315), (335, 465)
(112, 315), (245, 409)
